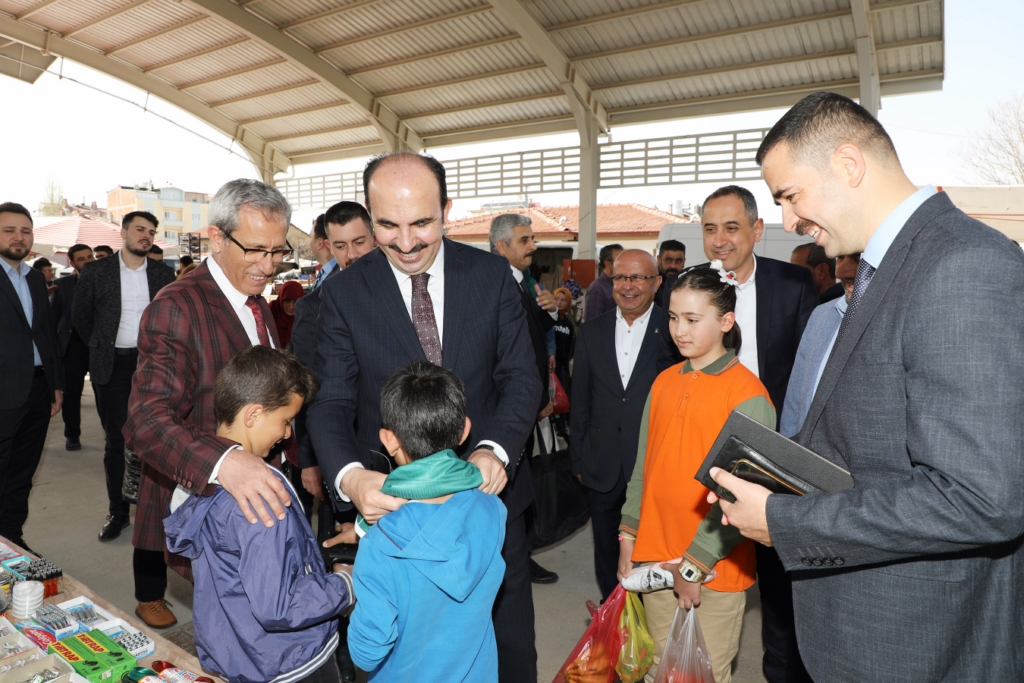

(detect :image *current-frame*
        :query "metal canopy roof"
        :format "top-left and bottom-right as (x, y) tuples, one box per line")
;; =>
(0, 0), (943, 180)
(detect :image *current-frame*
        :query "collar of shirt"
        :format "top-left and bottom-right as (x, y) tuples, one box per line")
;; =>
(735, 254), (758, 290)
(321, 258), (338, 277)
(0, 258), (30, 279)
(118, 250), (148, 273)
(834, 293), (848, 318)
(862, 185), (937, 270)
(510, 265), (524, 284)
(681, 349), (738, 376)
(387, 239), (446, 288)
(206, 254), (251, 313)
(615, 302), (654, 328)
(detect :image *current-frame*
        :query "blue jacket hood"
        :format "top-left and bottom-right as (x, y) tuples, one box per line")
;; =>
(370, 490), (504, 602)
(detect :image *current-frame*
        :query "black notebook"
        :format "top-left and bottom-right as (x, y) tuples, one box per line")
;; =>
(695, 411), (855, 503)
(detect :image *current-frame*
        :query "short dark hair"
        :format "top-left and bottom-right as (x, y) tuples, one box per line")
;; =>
(0, 202), (33, 225)
(324, 201), (372, 235)
(598, 244), (624, 269)
(672, 265), (742, 354)
(312, 214), (327, 241)
(380, 362), (466, 461)
(793, 242), (835, 278)
(703, 186), (758, 226)
(659, 239), (685, 255)
(363, 153), (448, 215)
(179, 255), (194, 267)
(214, 346), (319, 427)
(31, 258), (52, 271)
(95, 245), (113, 256)
(122, 211), (159, 230)
(755, 91), (899, 169)
(68, 244), (92, 261)
(149, 244), (163, 255)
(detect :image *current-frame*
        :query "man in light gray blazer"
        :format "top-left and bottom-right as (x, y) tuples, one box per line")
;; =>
(708, 91), (1024, 682)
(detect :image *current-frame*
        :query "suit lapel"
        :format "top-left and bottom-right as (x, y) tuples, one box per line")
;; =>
(625, 305), (661, 393)
(146, 261), (164, 301)
(193, 262), (251, 353)
(364, 250), (425, 362)
(0, 265), (29, 328)
(441, 239), (467, 370)
(754, 256), (773, 375)
(28, 269), (48, 333)
(599, 313), (622, 394)
(106, 253), (122, 321)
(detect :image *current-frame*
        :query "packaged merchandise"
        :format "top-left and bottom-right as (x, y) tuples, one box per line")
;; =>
(12, 621), (57, 650)
(149, 662), (214, 683)
(62, 631), (135, 683)
(0, 653), (73, 683)
(32, 608), (77, 641)
(46, 640), (108, 683)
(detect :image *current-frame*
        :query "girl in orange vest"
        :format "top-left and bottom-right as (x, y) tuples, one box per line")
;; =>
(618, 262), (775, 683)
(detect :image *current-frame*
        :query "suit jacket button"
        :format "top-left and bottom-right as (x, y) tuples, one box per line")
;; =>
(801, 558), (812, 566)
(811, 558), (822, 566)
(834, 557), (844, 565)
(822, 558), (833, 566)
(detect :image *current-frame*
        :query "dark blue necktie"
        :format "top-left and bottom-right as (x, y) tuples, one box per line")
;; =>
(831, 259), (876, 355)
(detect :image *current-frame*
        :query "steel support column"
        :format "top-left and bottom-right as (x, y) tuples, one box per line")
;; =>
(577, 125), (599, 261)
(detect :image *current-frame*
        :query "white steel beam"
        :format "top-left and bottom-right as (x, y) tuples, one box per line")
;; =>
(401, 91), (564, 121)
(207, 80), (319, 107)
(239, 104), (351, 125)
(315, 6), (492, 55)
(375, 64), (546, 99)
(280, 0), (387, 31)
(346, 36), (519, 76)
(0, 15), (290, 179)
(16, 0), (62, 21)
(143, 37), (249, 73)
(265, 122), (373, 143)
(178, 58), (287, 89)
(287, 142), (387, 164)
(421, 115), (576, 147)
(62, 0), (152, 39)
(186, 0), (422, 152)
(105, 16), (209, 56)
(851, 0), (880, 115)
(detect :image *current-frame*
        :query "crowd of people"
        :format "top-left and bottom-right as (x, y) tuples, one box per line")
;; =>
(1, 90), (1022, 683)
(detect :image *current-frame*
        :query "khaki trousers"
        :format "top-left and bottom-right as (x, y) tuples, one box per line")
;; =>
(643, 586), (746, 683)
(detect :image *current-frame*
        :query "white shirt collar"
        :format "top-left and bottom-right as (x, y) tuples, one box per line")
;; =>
(322, 258), (338, 276)
(615, 302), (655, 327)
(862, 185), (937, 270)
(510, 264), (524, 284)
(119, 250), (148, 273)
(0, 259), (29, 277)
(386, 240), (446, 284)
(205, 254), (252, 310)
(736, 254), (757, 290)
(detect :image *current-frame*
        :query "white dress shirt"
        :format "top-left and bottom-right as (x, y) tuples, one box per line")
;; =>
(734, 255), (759, 377)
(0, 259), (42, 365)
(615, 304), (654, 388)
(115, 251), (150, 348)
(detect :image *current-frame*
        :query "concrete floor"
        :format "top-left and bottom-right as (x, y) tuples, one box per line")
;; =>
(23, 381), (767, 682)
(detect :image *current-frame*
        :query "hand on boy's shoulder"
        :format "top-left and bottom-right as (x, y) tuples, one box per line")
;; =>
(218, 448), (293, 528)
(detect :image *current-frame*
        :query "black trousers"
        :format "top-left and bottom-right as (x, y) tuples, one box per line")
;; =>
(60, 333), (92, 441)
(0, 372), (51, 543)
(493, 512), (537, 683)
(586, 471), (627, 601)
(757, 543), (813, 683)
(134, 547), (168, 603)
(295, 653), (341, 683)
(94, 350), (137, 518)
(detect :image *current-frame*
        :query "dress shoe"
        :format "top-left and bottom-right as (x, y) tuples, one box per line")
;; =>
(135, 599), (177, 629)
(65, 439), (81, 451)
(98, 515), (130, 542)
(530, 558), (559, 584)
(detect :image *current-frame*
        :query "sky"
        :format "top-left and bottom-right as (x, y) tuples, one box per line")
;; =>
(0, 0), (1020, 230)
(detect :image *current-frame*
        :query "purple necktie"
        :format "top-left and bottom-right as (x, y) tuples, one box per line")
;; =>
(245, 296), (271, 347)
(411, 273), (442, 365)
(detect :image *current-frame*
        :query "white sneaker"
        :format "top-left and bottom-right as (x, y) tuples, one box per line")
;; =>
(621, 562), (676, 592)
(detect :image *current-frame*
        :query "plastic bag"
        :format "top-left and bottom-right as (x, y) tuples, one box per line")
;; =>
(616, 590), (655, 682)
(653, 607), (715, 683)
(554, 584), (627, 683)
(551, 369), (570, 415)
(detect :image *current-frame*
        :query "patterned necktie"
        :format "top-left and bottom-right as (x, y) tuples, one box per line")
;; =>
(411, 273), (442, 365)
(831, 259), (876, 355)
(312, 268), (324, 291)
(245, 295), (271, 347)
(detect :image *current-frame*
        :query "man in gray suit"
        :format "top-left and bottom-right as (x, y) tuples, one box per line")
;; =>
(709, 91), (1024, 681)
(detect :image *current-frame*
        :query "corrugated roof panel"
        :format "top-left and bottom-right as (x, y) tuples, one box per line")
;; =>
(153, 40), (281, 85)
(877, 40), (942, 77)
(29, 0), (125, 34)
(0, 1), (40, 15)
(410, 98), (572, 135)
(386, 75), (562, 117)
(185, 62), (317, 102)
(117, 17), (246, 70)
(272, 128), (380, 154)
(245, 0), (345, 27)
(215, 84), (346, 120)
(69, 0), (199, 51)
(242, 104), (363, 134)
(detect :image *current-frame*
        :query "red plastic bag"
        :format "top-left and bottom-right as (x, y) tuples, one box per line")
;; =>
(551, 370), (570, 415)
(653, 607), (715, 683)
(553, 584), (627, 683)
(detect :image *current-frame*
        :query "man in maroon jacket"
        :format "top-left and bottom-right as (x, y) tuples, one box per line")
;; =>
(124, 180), (294, 628)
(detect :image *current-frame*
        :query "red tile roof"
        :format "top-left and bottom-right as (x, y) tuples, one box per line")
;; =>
(32, 216), (177, 251)
(445, 204), (696, 239)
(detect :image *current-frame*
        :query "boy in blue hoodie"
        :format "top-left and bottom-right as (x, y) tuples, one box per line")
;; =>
(164, 346), (354, 683)
(347, 361), (507, 682)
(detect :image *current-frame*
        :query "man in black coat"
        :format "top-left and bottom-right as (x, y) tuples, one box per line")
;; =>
(0, 202), (63, 552)
(72, 212), (176, 542)
(658, 185), (817, 683)
(308, 153), (542, 683)
(571, 250), (662, 599)
(50, 243), (95, 451)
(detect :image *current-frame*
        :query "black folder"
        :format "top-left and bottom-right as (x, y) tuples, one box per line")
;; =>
(695, 411), (854, 503)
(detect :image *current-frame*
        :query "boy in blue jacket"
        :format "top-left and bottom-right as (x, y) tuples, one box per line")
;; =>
(348, 361), (507, 682)
(164, 346), (354, 683)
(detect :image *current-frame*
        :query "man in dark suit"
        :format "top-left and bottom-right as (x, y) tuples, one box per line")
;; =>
(713, 91), (1024, 683)
(790, 242), (843, 303)
(308, 153), (542, 683)
(124, 180), (294, 630)
(571, 249), (661, 600)
(657, 185), (817, 683)
(73, 212), (176, 544)
(0, 202), (63, 553)
(489, 212), (560, 585)
(50, 244), (95, 451)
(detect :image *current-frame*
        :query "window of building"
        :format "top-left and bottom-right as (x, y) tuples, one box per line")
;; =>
(163, 231), (176, 241)
(164, 211), (174, 220)
(192, 213), (201, 223)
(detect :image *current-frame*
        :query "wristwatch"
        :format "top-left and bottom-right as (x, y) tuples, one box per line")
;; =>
(679, 560), (707, 584)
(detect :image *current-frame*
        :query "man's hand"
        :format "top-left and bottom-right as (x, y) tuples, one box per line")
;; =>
(617, 537), (635, 581)
(669, 561), (703, 609)
(538, 400), (554, 419)
(50, 389), (63, 417)
(300, 465), (325, 500)
(341, 468), (406, 524)
(708, 467), (774, 546)
(535, 284), (557, 312)
(468, 448), (508, 495)
(218, 449), (293, 527)
(324, 522), (357, 548)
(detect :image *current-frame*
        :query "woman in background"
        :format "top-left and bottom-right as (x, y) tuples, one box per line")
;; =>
(269, 280), (304, 349)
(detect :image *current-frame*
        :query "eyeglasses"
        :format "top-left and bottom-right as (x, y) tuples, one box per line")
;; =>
(224, 232), (293, 264)
(611, 274), (660, 284)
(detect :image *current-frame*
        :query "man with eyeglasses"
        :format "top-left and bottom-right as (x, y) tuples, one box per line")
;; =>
(124, 180), (297, 631)
(570, 249), (662, 599)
